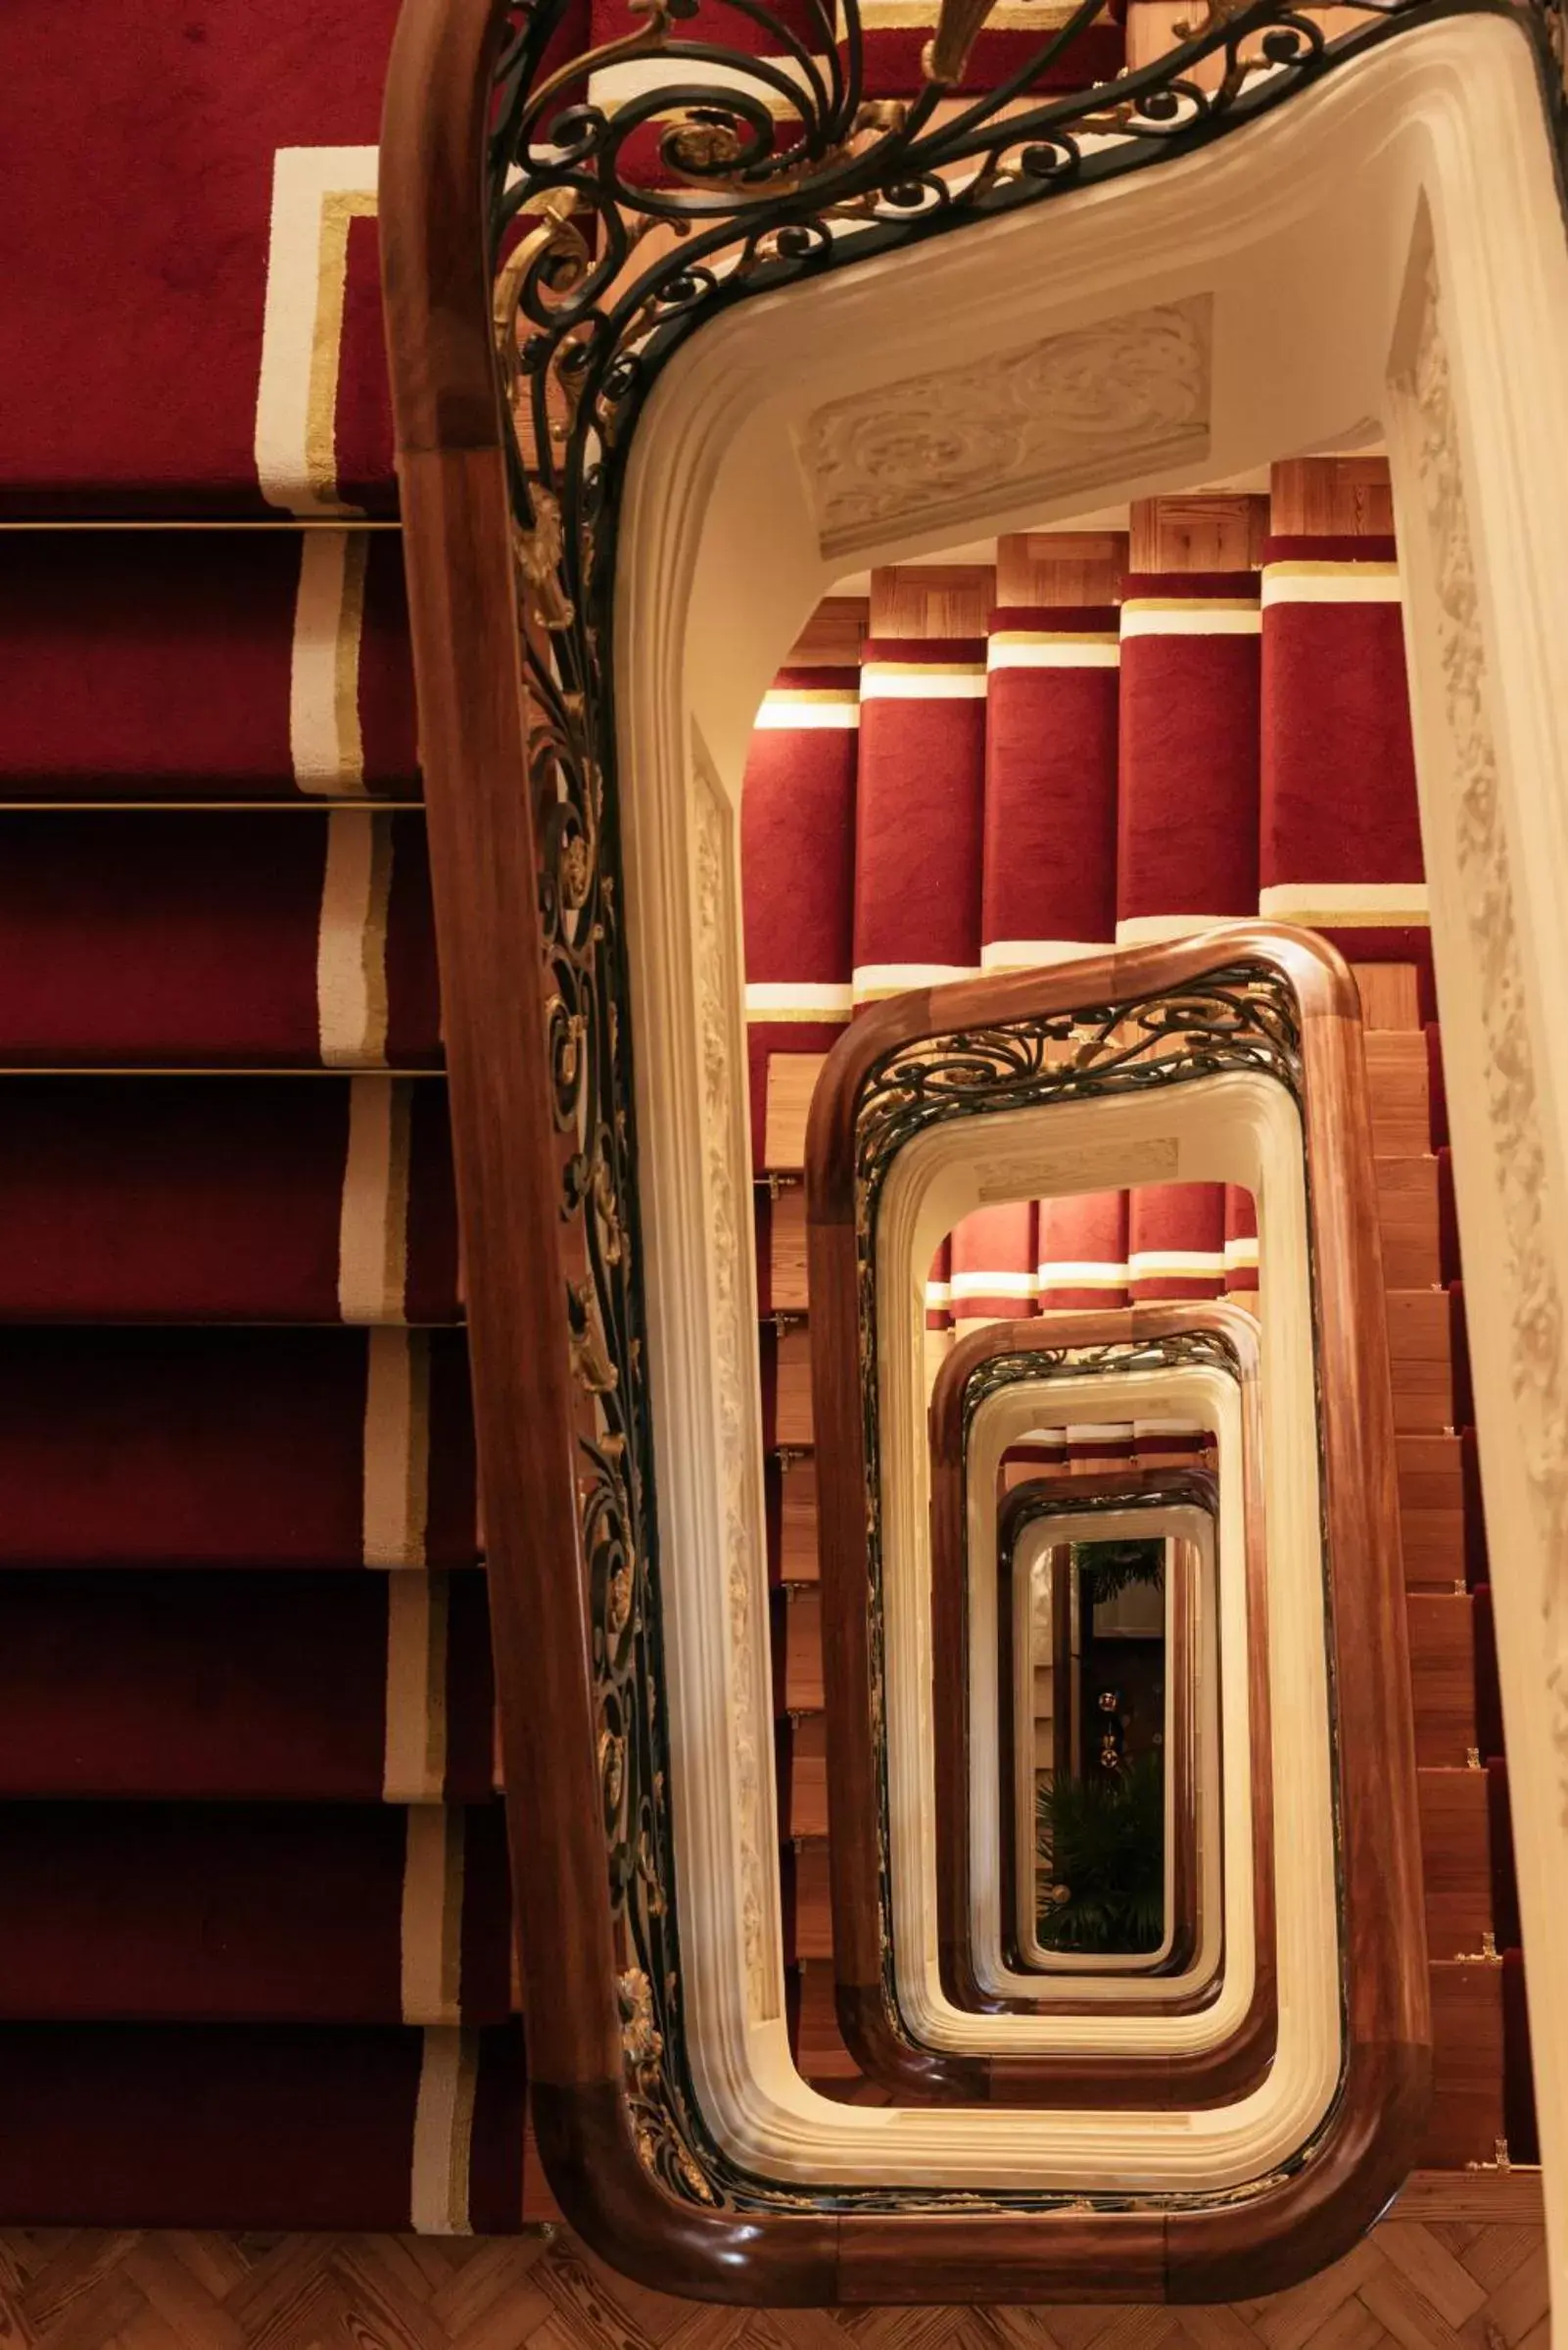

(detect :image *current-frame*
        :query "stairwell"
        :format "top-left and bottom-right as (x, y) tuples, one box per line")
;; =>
(0, 0), (1543, 2316)
(744, 469), (1533, 2166)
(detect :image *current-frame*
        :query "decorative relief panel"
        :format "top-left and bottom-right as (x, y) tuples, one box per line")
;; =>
(800, 296), (1212, 556)
(691, 737), (778, 2023)
(1397, 257), (1568, 1690)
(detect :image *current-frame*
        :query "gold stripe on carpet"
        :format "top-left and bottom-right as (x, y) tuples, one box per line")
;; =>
(409, 2026), (478, 2235)
(317, 807), (393, 1066)
(383, 1567), (450, 1804)
(291, 529), (370, 794)
(338, 1075), (413, 1321)
(362, 1328), (431, 1569)
(402, 1807), (466, 2026)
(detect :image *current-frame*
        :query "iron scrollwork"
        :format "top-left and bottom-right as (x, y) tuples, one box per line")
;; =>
(853, 963), (1305, 1224)
(960, 1326), (1248, 1440)
(482, 0), (1563, 2210)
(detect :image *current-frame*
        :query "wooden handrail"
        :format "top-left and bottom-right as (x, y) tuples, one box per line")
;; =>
(382, 0), (1428, 2279)
(850, 1311), (1276, 2105)
(805, 929), (1430, 2285)
(994, 1468), (1214, 1989)
(379, 0), (843, 2299)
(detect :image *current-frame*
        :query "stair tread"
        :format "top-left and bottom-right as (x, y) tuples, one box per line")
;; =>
(0, 1800), (512, 2026)
(0, 1566), (495, 1803)
(0, 1075), (458, 1322)
(0, 2020), (526, 2230)
(0, 530), (418, 799)
(0, 1325), (478, 1567)
(0, 811), (439, 1068)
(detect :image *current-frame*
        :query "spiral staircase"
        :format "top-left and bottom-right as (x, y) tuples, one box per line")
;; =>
(0, 0), (1563, 2335)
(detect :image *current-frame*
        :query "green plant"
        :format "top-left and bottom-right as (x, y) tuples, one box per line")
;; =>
(1075, 1538), (1165, 1607)
(1034, 1753), (1165, 1953)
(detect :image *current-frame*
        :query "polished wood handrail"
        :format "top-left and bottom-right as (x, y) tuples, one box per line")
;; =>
(806, 929), (1430, 2287)
(383, 0), (1428, 2280)
(993, 1467), (1214, 1991)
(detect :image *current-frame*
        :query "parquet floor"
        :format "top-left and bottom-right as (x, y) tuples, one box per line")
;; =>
(0, 2182), (1547, 2350)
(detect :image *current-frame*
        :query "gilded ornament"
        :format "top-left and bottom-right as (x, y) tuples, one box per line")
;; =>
(923, 0), (1001, 83)
(570, 1277), (620, 1395)
(560, 831), (592, 908)
(594, 1159), (624, 1265)
(512, 493), (575, 633)
(606, 1557), (634, 1635)
(599, 1726), (626, 1816)
(617, 1967), (664, 2067)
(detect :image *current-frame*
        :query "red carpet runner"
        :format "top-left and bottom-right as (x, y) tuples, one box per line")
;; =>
(0, 0), (523, 2229)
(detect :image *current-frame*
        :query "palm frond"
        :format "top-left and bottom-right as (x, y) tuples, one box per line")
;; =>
(1074, 1537), (1164, 1606)
(1035, 1753), (1165, 1953)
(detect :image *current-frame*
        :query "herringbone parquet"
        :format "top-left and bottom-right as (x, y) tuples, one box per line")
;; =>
(0, 2181), (1546, 2350)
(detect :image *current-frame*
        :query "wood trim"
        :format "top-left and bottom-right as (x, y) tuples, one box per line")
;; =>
(805, 927), (1429, 2295)
(383, 0), (1430, 2280)
(910, 1319), (1277, 2105)
(995, 531), (1128, 607)
(1269, 456), (1395, 538)
(1127, 493), (1269, 572)
(992, 1470), (1213, 1995)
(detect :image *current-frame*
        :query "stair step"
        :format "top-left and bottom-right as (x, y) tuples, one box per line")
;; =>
(1349, 962), (1426, 1032)
(0, 1567), (495, 1802)
(0, 528), (418, 803)
(0, 2021), (525, 2230)
(1424, 1961), (1506, 2166)
(784, 1714), (830, 1840)
(1362, 1031), (1433, 1155)
(1399, 1433), (1467, 1590)
(0, 811), (440, 1069)
(1376, 1157), (1442, 1288)
(780, 1588), (825, 1715)
(0, 1801), (512, 2024)
(1388, 1287), (1460, 1433)
(777, 1454), (820, 1584)
(772, 1321), (816, 1451)
(5, 4), (397, 524)
(0, 1325), (477, 1567)
(1407, 1594), (1478, 1765)
(1417, 1768), (1492, 1960)
(789, 1837), (834, 1962)
(0, 1074), (458, 1322)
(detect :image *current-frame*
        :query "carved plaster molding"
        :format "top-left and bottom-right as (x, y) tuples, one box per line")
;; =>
(799, 296), (1212, 557)
(691, 746), (776, 2020)
(1396, 256), (1568, 1771)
